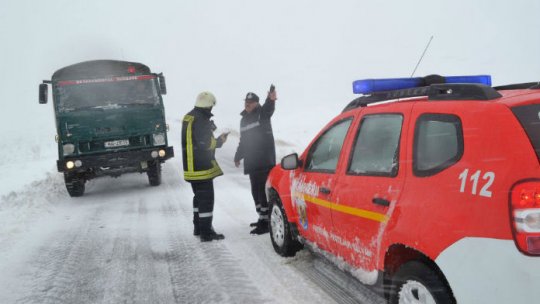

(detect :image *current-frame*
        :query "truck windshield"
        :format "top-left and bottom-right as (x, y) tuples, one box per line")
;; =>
(55, 77), (160, 112)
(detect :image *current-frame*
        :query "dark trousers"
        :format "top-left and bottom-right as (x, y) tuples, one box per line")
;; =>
(249, 170), (270, 221)
(191, 180), (214, 235)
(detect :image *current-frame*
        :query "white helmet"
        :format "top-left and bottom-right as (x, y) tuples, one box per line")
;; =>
(195, 91), (216, 108)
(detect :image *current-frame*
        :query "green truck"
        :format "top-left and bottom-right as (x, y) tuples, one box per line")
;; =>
(39, 60), (174, 197)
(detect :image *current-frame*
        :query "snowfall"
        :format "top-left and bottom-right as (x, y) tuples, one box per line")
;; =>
(1, 0), (540, 303)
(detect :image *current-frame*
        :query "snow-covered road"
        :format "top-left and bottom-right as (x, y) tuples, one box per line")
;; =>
(0, 133), (385, 304)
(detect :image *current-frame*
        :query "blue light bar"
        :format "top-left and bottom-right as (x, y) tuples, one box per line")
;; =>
(353, 75), (492, 94)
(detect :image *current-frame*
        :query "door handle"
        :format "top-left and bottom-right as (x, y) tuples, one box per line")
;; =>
(319, 187), (331, 195)
(372, 198), (390, 207)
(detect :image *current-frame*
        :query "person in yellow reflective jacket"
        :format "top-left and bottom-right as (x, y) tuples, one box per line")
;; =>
(181, 91), (229, 242)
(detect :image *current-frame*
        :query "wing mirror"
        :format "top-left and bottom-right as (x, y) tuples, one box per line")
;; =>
(39, 83), (48, 104)
(281, 153), (301, 170)
(158, 73), (167, 95)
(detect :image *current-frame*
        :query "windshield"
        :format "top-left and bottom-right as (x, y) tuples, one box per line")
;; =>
(55, 77), (160, 112)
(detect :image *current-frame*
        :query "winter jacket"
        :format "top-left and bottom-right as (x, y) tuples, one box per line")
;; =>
(182, 107), (224, 182)
(234, 98), (276, 174)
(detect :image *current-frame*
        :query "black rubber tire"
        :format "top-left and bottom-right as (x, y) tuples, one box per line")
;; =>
(390, 261), (455, 304)
(147, 161), (162, 186)
(269, 195), (303, 257)
(64, 172), (85, 197)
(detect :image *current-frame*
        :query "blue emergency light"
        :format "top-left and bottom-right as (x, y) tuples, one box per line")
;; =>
(353, 75), (492, 95)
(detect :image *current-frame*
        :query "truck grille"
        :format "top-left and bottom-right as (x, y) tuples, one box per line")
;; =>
(78, 135), (151, 153)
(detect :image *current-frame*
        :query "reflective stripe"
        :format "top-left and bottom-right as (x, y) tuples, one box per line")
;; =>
(199, 212), (213, 218)
(259, 215), (269, 220)
(184, 160), (223, 181)
(297, 193), (388, 223)
(256, 204), (262, 209)
(183, 115), (195, 172)
(240, 121), (260, 132)
(260, 207), (269, 212)
(193, 208), (199, 212)
(209, 137), (217, 150)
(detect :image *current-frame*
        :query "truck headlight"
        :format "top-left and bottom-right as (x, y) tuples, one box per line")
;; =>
(66, 161), (75, 169)
(63, 144), (75, 155)
(153, 133), (165, 146)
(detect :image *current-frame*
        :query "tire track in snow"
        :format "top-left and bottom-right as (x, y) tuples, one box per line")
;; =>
(16, 205), (108, 304)
(99, 198), (170, 304)
(160, 179), (269, 303)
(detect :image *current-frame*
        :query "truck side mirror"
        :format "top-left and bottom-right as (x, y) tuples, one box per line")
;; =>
(281, 153), (300, 170)
(39, 83), (48, 104)
(158, 73), (167, 95)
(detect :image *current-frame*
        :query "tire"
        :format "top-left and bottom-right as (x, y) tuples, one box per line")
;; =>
(390, 261), (455, 304)
(147, 161), (162, 186)
(64, 172), (85, 197)
(269, 195), (303, 257)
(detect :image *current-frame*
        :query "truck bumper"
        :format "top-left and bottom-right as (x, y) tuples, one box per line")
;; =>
(57, 146), (174, 173)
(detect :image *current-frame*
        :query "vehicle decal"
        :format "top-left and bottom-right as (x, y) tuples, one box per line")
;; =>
(57, 75), (156, 86)
(458, 169), (495, 198)
(296, 197), (308, 230)
(295, 193), (389, 223)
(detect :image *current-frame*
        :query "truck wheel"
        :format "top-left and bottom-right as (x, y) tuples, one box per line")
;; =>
(64, 172), (85, 197)
(147, 161), (162, 186)
(390, 261), (455, 304)
(269, 195), (303, 257)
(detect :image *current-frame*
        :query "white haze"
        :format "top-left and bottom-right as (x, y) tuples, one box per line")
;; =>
(0, 1), (538, 302)
(2, 0), (540, 154)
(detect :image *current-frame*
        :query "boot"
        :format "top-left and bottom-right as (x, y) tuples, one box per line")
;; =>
(249, 221), (259, 227)
(200, 229), (225, 242)
(250, 220), (269, 235)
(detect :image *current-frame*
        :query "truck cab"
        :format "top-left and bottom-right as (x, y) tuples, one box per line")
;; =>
(39, 60), (174, 197)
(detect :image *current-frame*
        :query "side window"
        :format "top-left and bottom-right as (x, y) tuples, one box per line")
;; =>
(305, 118), (352, 173)
(414, 113), (463, 177)
(347, 114), (403, 177)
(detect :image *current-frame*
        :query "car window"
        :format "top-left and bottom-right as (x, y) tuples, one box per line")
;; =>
(511, 104), (540, 161)
(414, 113), (463, 177)
(347, 114), (403, 176)
(305, 118), (352, 173)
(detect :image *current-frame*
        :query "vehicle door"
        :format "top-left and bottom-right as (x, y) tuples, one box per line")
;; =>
(292, 116), (355, 253)
(331, 103), (411, 272)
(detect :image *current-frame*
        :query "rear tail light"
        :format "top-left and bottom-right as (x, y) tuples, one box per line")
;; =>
(510, 180), (540, 256)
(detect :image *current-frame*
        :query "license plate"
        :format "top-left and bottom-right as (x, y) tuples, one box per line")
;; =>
(104, 139), (129, 148)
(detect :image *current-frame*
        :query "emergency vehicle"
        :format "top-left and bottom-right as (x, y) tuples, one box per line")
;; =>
(266, 75), (540, 304)
(39, 60), (174, 197)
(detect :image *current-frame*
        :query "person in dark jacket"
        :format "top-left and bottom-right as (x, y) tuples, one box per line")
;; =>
(234, 88), (277, 234)
(182, 91), (229, 242)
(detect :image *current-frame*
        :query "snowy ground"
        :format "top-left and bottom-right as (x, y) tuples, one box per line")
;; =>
(0, 118), (385, 304)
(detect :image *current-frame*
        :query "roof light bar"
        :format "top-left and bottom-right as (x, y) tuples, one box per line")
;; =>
(353, 75), (492, 95)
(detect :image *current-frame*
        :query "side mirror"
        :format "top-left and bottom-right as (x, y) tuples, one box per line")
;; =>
(158, 73), (167, 95)
(281, 153), (300, 170)
(39, 83), (48, 104)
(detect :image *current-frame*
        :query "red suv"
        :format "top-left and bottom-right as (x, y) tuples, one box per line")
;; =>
(266, 75), (540, 304)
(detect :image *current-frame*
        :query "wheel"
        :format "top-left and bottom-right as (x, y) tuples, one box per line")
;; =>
(64, 172), (85, 197)
(269, 196), (303, 257)
(147, 161), (162, 186)
(390, 261), (455, 304)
